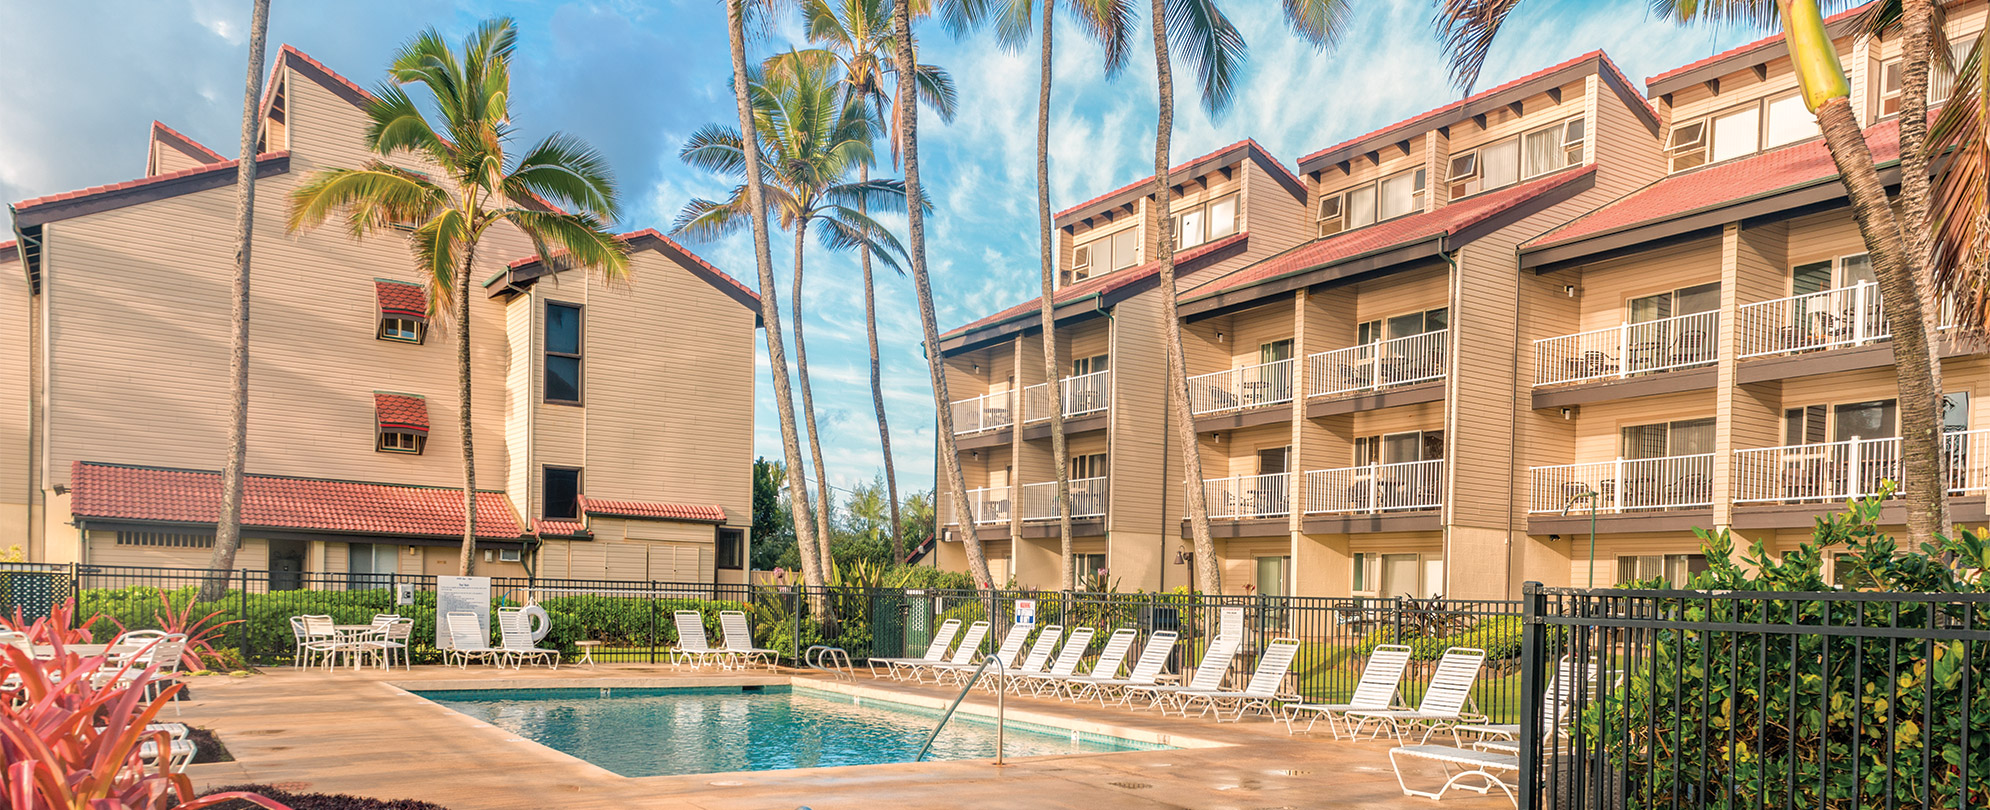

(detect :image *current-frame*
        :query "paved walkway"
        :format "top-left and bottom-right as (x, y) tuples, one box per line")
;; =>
(179, 664), (1511, 810)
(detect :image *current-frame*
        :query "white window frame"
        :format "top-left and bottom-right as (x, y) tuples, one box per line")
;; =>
(1318, 168), (1424, 237)
(1171, 192), (1240, 250)
(1669, 93), (1820, 174)
(1351, 552), (1434, 597)
(377, 430), (425, 455)
(1449, 116), (1583, 199)
(379, 317), (424, 344)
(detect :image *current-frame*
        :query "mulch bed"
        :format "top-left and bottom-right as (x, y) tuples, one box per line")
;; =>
(202, 785), (449, 810)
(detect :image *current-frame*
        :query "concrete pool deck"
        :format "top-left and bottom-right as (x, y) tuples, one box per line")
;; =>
(181, 664), (1514, 810)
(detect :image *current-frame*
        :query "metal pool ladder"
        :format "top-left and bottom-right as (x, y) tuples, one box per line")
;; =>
(915, 655), (1007, 765)
(803, 645), (855, 681)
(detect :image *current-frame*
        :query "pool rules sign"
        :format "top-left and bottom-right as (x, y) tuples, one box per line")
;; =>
(436, 575), (491, 649)
(1014, 599), (1036, 628)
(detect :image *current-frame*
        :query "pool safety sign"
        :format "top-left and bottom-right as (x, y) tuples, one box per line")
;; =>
(1014, 599), (1036, 627)
(436, 575), (491, 649)
(1220, 606), (1245, 639)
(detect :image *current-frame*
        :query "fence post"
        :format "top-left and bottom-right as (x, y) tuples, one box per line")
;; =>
(238, 567), (251, 664)
(793, 585), (804, 667)
(648, 581), (659, 665)
(1517, 582), (1548, 810)
(1391, 596), (1403, 643)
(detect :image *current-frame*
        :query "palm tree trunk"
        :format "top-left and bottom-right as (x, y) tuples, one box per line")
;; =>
(456, 238), (480, 576)
(858, 164), (904, 564)
(730, 0), (827, 591)
(1149, 0), (1220, 591)
(889, 4), (994, 590)
(203, 0), (270, 601)
(1034, 0), (1075, 591)
(792, 220), (836, 570)
(1895, 0), (1953, 534)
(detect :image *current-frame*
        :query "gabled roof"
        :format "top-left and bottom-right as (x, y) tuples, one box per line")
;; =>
(937, 231), (1251, 351)
(577, 495), (726, 524)
(1298, 52), (1657, 175)
(69, 460), (525, 540)
(1181, 166), (1597, 315)
(1053, 140), (1303, 225)
(270, 44), (375, 110)
(1519, 118), (1900, 269)
(1644, 3), (1872, 98)
(493, 228), (760, 316)
(146, 121), (226, 175)
(11, 152), (290, 228)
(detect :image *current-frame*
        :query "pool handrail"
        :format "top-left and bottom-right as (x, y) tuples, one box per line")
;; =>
(915, 652), (1008, 765)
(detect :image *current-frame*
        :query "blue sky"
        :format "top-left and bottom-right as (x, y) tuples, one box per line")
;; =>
(0, 0), (1773, 497)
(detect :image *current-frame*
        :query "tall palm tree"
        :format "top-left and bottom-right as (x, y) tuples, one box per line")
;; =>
(723, 0), (829, 590)
(1436, 0), (1948, 547)
(201, 0), (272, 601)
(803, 0), (960, 566)
(988, 0), (1133, 590)
(1145, 0), (1345, 592)
(675, 49), (913, 574)
(289, 19), (630, 575)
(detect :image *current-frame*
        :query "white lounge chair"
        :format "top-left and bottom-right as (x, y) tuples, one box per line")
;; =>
(668, 610), (735, 669)
(1346, 646), (1488, 744)
(1014, 627), (1095, 697)
(718, 610), (780, 669)
(497, 607), (560, 669)
(1123, 634), (1239, 712)
(929, 621), (1031, 686)
(1390, 745), (1518, 805)
(906, 621), (990, 684)
(997, 625), (1063, 693)
(1176, 637), (1301, 721)
(444, 612), (501, 667)
(869, 618), (962, 679)
(1281, 643), (1414, 736)
(1067, 630), (1177, 705)
(1050, 627), (1136, 700)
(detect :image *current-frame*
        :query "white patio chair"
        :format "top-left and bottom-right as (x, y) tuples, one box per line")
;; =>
(932, 621), (1030, 688)
(869, 618), (961, 679)
(668, 610), (733, 669)
(718, 610), (780, 670)
(1123, 633), (1239, 711)
(906, 621), (990, 684)
(1176, 637), (1302, 721)
(1346, 646), (1488, 745)
(1067, 630), (1177, 705)
(992, 625), (1061, 693)
(1389, 745), (1519, 805)
(443, 612), (501, 668)
(497, 607), (560, 669)
(289, 616), (339, 668)
(360, 617), (415, 670)
(1014, 627), (1095, 697)
(1050, 627), (1136, 701)
(1281, 643), (1414, 736)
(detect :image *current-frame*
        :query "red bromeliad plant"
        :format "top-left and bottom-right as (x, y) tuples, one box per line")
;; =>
(9, 602), (101, 647)
(148, 591), (242, 671)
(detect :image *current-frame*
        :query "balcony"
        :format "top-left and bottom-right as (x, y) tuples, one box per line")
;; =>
(1533, 310), (1719, 387)
(1304, 459), (1444, 514)
(1528, 454), (1715, 513)
(1189, 359), (1294, 416)
(949, 391), (1014, 436)
(944, 486), (1013, 526)
(1200, 472), (1290, 519)
(1734, 429), (1990, 503)
(1023, 370), (1112, 423)
(1020, 476), (1108, 521)
(1307, 330), (1448, 398)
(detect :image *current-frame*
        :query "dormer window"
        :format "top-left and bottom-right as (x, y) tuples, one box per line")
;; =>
(1069, 227), (1138, 284)
(381, 318), (422, 342)
(1666, 120), (1708, 172)
(1667, 94), (1816, 173)
(1317, 167), (1423, 236)
(1170, 193), (1239, 249)
(1449, 117), (1580, 198)
(374, 279), (428, 344)
(374, 392), (429, 455)
(1315, 195), (1345, 238)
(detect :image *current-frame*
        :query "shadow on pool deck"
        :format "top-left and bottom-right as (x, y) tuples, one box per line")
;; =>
(181, 664), (1514, 810)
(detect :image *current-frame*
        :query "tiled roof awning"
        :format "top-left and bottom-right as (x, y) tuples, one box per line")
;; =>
(374, 392), (429, 435)
(534, 518), (591, 538)
(69, 461), (524, 540)
(375, 279), (429, 323)
(577, 495), (726, 524)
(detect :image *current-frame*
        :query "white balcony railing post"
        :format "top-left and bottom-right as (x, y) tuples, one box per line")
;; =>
(1617, 323), (1629, 379)
(1612, 457), (1624, 512)
(1853, 282), (1869, 345)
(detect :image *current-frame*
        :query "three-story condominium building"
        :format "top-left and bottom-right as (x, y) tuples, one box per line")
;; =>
(936, 7), (1990, 598)
(0, 46), (762, 586)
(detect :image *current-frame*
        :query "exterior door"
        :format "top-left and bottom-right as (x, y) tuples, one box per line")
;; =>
(1380, 554), (1423, 598)
(1255, 556), (1289, 597)
(267, 539), (306, 591)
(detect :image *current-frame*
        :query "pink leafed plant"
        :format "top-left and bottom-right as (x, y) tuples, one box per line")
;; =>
(150, 590), (244, 671)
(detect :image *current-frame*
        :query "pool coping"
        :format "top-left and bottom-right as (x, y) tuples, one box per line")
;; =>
(795, 679), (1231, 750)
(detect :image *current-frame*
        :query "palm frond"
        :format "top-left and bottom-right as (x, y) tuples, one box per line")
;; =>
(1928, 32), (1990, 333)
(816, 207), (909, 274)
(362, 83), (453, 166)
(1069, 0), (1137, 75)
(912, 63), (960, 122)
(926, 0), (993, 37)
(1164, 0), (1248, 114)
(1646, 0), (1780, 28)
(1851, 0), (1954, 76)
(287, 164), (447, 238)
(1282, 0), (1352, 50)
(680, 123), (752, 177)
(672, 195), (755, 243)
(822, 177), (913, 214)
(505, 131), (620, 220)
(502, 207), (632, 287)
(992, 0), (1039, 48)
(1433, 0), (1525, 93)
(408, 208), (468, 318)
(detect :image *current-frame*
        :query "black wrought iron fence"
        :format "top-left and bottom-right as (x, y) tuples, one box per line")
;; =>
(1516, 582), (1990, 810)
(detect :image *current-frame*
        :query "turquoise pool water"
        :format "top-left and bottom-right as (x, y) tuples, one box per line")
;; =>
(416, 685), (1170, 777)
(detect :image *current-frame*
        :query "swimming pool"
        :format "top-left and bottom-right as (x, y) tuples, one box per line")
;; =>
(417, 685), (1171, 777)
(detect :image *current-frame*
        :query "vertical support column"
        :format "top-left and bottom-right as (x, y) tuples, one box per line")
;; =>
(1722, 222), (1789, 554)
(1010, 338), (1026, 545)
(1424, 129), (1450, 212)
(1289, 290), (1309, 543)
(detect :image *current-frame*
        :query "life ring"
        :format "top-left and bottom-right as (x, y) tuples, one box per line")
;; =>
(521, 603), (553, 642)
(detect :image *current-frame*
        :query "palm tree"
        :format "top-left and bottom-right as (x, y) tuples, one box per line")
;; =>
(200, 0), (272, 601)
(289, 19), (631, 575)
(988, 0), (1133, 590)
(803, 0), (961, 567)
(1436, 0), (1949, 546)
(675, 49), (913, 576)
(1145, 0), (1344, 592)
(723, 0), (829, 591)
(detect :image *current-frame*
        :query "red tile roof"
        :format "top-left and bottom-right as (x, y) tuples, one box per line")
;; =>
(70, 461), (524, 540)
(941, 231), (1251, 340)
(1523, 119), (1898, 252)
(533, 518), (591, 538)
(12, 151), (289, 211)
(374, 392), (430, 434)
(1053, 139), (1299, 221)
(149, 121), (226, 165)
(1186, 166), (1596, 301)
(374, 279), (428, 320)
(1644, 3), (1871, 88)
(1301, 52), (1625, 168)
(577, 495), (726, 524)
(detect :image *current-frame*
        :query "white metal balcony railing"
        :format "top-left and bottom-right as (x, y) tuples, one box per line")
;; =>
(1527, 453), (1716, 514)
(1023, 370), (1112, 423)
(1738, 281), (1888, 358)
(1200, 473), (1291, 519)
(1533, 310), (1720, 387)
(1305, 459), (1444, 514)
(1307, 329), (1448, 398)
(1733, 429), (1990, 503)
(949, 390), (1014, 435)
(1020, 476), (1109, 521)
(1189, 359), (1294, 415)
(943, 486), (1014, 526)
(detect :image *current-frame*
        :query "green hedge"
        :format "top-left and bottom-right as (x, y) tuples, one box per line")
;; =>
(1351, 615), (1523, 662)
